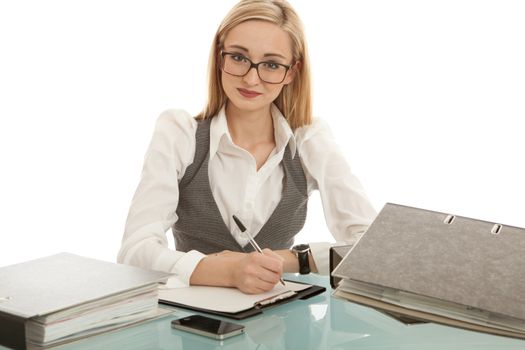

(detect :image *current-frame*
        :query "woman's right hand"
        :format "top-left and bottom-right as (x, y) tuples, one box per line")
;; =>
(189, 249), (283, 294)
(229, 249), (284, 294)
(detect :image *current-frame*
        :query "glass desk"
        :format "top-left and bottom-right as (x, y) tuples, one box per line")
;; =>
(3, 274), (523, 350)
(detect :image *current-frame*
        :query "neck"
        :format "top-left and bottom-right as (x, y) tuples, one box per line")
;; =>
(225, 103), (274, 144)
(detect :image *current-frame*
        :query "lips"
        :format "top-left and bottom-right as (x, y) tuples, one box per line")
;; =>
(237, 88), (262, 98)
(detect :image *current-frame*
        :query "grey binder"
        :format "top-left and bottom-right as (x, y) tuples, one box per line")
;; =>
(0, 253), (171, 349)
(329, 245), (352, 289)
(333, 203), (525, 338)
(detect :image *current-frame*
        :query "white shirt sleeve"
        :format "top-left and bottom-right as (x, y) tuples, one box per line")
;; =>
(295, 118), (377, 275)
(117, 109), (205, 285)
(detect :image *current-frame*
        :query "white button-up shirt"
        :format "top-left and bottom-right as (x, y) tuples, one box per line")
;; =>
(118, 104), (376, 285)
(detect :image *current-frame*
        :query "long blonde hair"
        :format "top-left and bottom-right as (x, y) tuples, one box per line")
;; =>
(197, 0), (312, 130)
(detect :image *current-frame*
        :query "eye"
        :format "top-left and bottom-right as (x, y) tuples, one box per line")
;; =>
(262, 62), (280, 70)
(231, 54), (248, 63)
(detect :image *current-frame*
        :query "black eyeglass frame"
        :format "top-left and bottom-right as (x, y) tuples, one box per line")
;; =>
(220, 50), (293, 84)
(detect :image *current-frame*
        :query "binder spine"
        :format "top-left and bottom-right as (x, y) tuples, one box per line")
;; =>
(0, 310), (26, 350)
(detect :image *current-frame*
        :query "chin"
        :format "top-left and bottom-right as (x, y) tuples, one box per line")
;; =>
(228, 96), (270, 113)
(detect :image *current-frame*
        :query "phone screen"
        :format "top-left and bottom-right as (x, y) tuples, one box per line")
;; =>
(171, 315), (244, 339)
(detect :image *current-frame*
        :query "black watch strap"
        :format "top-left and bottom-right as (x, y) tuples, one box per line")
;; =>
(293, 244), (311, 274)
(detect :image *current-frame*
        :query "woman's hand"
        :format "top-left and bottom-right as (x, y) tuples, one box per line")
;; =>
(189, 249), (283, 294)
(230, 249), (284, 294)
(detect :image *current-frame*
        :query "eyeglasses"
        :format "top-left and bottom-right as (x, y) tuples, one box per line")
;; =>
(220, 51), (293, 84)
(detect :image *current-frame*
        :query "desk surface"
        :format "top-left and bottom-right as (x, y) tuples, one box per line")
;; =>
(3, 274), (524, 350)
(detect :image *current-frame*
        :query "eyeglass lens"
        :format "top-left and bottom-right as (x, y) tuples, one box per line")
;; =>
(222, 54), (288, 84)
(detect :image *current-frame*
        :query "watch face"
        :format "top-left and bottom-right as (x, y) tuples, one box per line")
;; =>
(294, 244), (310, 253)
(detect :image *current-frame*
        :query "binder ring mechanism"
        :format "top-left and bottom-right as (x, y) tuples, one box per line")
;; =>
(444, 214), (503, 235)
(254, 290), (297, 309)
(491, 224), (503, 235)
(443, 215), (455, 224)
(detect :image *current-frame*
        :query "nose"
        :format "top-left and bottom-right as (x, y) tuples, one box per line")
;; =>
(242, 66), (260, 85)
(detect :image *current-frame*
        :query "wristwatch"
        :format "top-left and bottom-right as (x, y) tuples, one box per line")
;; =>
(292, 244), (311, 274)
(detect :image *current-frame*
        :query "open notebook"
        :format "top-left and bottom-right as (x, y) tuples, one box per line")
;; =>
(159, 279), (325, 319)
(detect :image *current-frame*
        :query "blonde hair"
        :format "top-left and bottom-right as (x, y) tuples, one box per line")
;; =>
(197, 0), (312, 130)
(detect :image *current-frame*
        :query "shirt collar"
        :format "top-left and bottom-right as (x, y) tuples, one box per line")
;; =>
(271, 104), (297, 158)
(209, 105), (229, 160)
(209, 104), (297, 159)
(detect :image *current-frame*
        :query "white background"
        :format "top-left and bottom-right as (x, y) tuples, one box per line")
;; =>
(1, 1), (524, 267)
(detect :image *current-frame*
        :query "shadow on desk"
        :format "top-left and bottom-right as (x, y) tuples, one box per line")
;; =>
(244, 302), (323, 349)
(329, 296), (525, 349)
(169, 291), (328, 350)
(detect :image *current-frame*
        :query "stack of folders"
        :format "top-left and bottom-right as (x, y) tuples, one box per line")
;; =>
(0, 253), (171, 350)
(332, 203), (525, 339)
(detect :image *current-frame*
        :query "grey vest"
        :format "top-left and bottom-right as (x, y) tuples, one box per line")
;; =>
(172, 118), (308, 254)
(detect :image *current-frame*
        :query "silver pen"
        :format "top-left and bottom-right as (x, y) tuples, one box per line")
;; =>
(232, 215), (286, 286)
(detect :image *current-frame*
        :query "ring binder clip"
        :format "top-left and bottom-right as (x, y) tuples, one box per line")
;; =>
(254, 290), (297, 309)
(491, 224), (502, 235)
(444, 215), (455, 224)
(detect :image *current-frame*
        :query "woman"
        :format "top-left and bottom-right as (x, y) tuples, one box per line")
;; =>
(118, 0), (376, 294)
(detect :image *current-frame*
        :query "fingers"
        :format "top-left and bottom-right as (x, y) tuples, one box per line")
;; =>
(248, 256), (281, 284)
(238, 275), (277, 294)
(259, 249), (284, 274)
(232, 251), (284, 294)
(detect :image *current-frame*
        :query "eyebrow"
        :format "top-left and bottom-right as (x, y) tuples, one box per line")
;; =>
(226, 44), (288, 60)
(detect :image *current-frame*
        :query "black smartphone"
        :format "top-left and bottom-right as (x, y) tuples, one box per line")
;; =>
(171, 315), (245, 340)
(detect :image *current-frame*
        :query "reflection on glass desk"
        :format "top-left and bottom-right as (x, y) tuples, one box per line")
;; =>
(2, 274), (524, 350)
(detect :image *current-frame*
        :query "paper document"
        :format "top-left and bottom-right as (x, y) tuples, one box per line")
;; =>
(159, 281), (311, 313)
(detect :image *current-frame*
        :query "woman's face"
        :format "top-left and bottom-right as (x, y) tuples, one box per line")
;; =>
(220, 20), (296, 115)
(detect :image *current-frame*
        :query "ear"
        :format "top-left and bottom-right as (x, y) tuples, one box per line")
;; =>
(283, 61), (301, 85)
